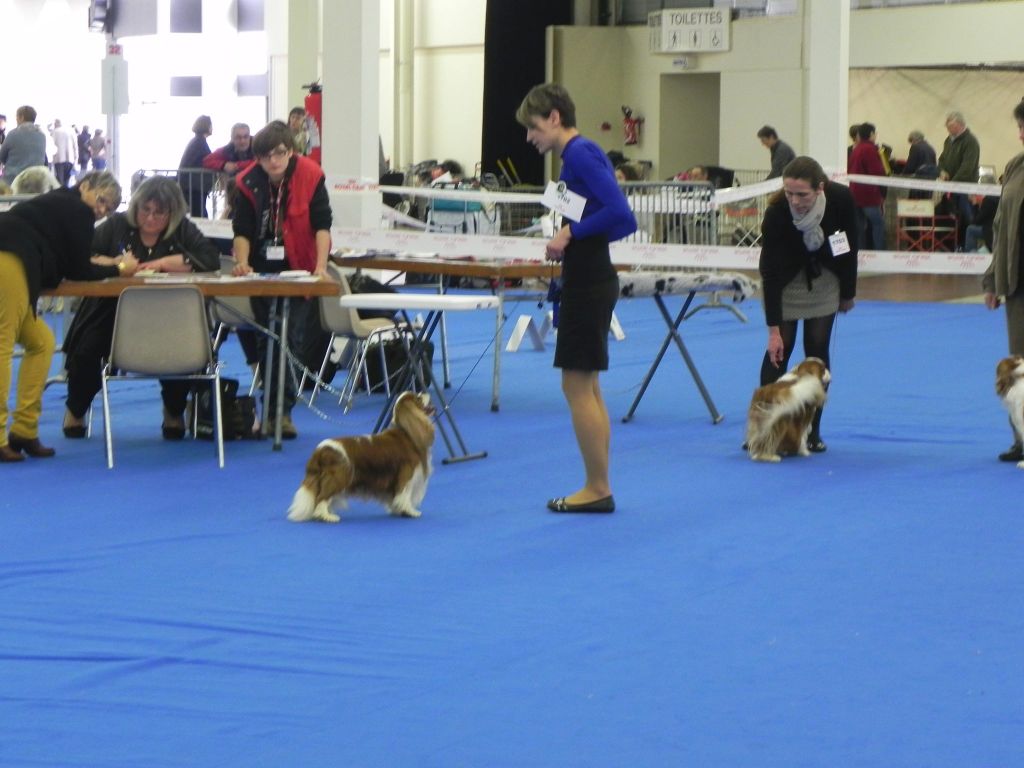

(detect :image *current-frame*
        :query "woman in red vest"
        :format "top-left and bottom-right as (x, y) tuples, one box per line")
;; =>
(231, 120), (332, 439)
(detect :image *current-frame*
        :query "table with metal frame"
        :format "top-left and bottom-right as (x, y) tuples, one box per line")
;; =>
(334, 254), (560, 412)
(338, 292), (500, 464)
(46, 275), (340, 450)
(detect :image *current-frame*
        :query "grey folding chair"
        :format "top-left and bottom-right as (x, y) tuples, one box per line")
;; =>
(100, 285), (225, 468)
(300, 263), (400, 412)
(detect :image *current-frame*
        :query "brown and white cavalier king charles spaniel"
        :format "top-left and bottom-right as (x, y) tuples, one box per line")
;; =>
(996, 355), (1024, 469)
(287, 391), (436, 523)
(745, 357), (831, 463)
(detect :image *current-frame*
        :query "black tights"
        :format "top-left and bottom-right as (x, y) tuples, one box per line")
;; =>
(759, 313), (837, 438)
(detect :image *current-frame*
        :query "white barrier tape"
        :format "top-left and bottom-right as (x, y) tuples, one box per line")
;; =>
(381, 205), (428, 229)
(858, 248), (989, 275)
(843, 173), (1000, 197)
(192, 217), (989, 276)
(332, 227), (989, 276)
(328, 178), (543, 205)
(712, 179), (781, 206)
(334, 179), (777, 209)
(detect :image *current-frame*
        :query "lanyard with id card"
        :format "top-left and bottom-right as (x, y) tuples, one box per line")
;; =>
(828, 230), (851, 257)
(266, 182), (286, 261)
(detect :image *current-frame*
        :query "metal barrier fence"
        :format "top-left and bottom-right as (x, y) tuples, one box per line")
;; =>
(133, 167), (231, 219)
(408, 180), (721, 245)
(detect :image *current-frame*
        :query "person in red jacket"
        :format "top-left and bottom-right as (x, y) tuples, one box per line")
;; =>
(231, 120), (332, 439)
(847, 122), (888, 250)
(202, 122), (255, 176)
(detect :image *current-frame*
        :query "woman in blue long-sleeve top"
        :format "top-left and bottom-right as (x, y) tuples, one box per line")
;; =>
(516, 83), (637, 514)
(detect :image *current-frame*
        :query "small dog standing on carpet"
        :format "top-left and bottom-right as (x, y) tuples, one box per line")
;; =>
(995, 355), (1024, 469)
(287, 391), (436, 522)
(745, 357), (830, 462)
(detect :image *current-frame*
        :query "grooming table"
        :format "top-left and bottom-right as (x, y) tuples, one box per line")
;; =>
(618, 271), (757, 424)
(339, 293), (500, 464)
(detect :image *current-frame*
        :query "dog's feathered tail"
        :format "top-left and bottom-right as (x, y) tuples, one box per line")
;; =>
(287, 485), (317, 522)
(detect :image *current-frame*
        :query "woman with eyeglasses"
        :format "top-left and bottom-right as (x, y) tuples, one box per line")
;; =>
(62, 175), (220, 441)
(229, 120), (332, 440)
(757, 155), (859, 453)
(0, 170), (133, 462)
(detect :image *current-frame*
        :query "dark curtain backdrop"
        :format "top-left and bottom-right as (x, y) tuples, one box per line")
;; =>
(481, 0), (572, 187)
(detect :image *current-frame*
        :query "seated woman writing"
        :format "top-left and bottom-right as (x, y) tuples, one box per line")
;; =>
(62, 175), (221, 440)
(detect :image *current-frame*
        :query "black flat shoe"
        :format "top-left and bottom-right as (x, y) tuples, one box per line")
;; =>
(162, 410), (186, 440)
(998, 442), (1023, 462)
(63, 411), (87, 439)
(7, 433), (56, 458)
(162, 424), (186, 440)
(547, 495), (615, 513)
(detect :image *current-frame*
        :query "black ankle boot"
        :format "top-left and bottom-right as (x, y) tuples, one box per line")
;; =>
(998, 442), (1023, 462)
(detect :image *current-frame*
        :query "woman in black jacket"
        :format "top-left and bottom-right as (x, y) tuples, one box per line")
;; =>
(178, 114), (214, 218)
(63, 175), (220, 440)
(0, 171), (132, 462)
(758, 156), (859, 451)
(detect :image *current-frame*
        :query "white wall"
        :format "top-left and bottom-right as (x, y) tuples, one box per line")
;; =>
(1, 0), (107, 140)
(378, 0), (486, 176)
(553, 0), (1024, 179)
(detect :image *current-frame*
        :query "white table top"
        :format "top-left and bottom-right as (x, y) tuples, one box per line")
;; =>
(339, 293), (500, 312)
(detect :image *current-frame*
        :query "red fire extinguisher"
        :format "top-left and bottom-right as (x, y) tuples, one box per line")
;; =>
(303, 82), (323, 165)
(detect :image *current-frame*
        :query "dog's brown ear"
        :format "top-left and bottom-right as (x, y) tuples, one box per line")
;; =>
(395, 394), (434, 453)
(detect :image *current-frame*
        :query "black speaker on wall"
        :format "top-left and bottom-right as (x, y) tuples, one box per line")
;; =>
(481, 0), (572, 187)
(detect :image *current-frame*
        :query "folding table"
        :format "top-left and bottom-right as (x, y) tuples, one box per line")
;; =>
(338, 293), (500, 464)
(618, 271), (757, 425)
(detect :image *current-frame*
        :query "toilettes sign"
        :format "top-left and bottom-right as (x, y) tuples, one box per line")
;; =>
(649, 9), (731, 53)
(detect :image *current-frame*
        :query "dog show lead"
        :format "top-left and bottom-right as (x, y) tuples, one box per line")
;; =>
(516, 83), (637, 513)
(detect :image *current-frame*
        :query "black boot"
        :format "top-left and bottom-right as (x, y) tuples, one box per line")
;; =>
(998, 441), (1023, 462)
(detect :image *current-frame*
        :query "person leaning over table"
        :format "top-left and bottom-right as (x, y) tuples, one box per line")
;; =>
(0, 170), (136, 463)
(230, 119), (332, 440)
(516, 83), (637, 514)
(61, 175), (220, 441)
(982, 98), (1024, 463)
(757, 156), (858, 453)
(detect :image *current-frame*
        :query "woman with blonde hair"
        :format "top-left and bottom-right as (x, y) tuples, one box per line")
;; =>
(0, 170), (134, 462)
(62, 175), (220, 440)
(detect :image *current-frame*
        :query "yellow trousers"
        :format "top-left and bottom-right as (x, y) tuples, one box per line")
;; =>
(0, 251), (56, 445)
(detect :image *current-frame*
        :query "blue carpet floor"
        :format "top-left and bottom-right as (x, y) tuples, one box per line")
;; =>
(2, 294), (1022, 767)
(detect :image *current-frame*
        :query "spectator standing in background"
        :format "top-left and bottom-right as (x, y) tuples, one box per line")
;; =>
(89, 129), (108, 170)
(288, 107), (308, 155)
(202, 123), (255, 175)
(0, 114), (7, 145)
(49, 119), (77, 187)
(76, 125), (91, 177)
(178, 115), (214, 217)
(757, 125), (796, 180)
(0, 106), (47, 185)
(938, 110), (981, 248)
(848, 122), (888, 250)
(904, 130), (937, 177)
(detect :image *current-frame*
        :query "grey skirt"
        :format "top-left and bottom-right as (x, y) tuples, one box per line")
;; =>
(780, 267), (840, 321)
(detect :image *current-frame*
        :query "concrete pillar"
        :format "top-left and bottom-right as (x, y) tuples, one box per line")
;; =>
(288, 0), (320, 110)
(802, 0), (849, 174)
(392, 0), (414, 171)
(323, 0), (380, 228)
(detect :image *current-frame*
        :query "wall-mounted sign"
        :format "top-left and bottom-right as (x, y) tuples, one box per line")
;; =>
(649, 9), (731, 54)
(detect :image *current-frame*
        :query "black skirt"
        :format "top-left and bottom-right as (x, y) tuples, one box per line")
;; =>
(554, 235), (619, 372)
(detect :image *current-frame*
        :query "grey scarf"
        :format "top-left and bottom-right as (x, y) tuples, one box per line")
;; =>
(791, 190), (827, 252)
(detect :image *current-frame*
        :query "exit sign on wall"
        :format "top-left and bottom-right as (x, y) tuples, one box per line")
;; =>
(648, 8), (731, 54)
